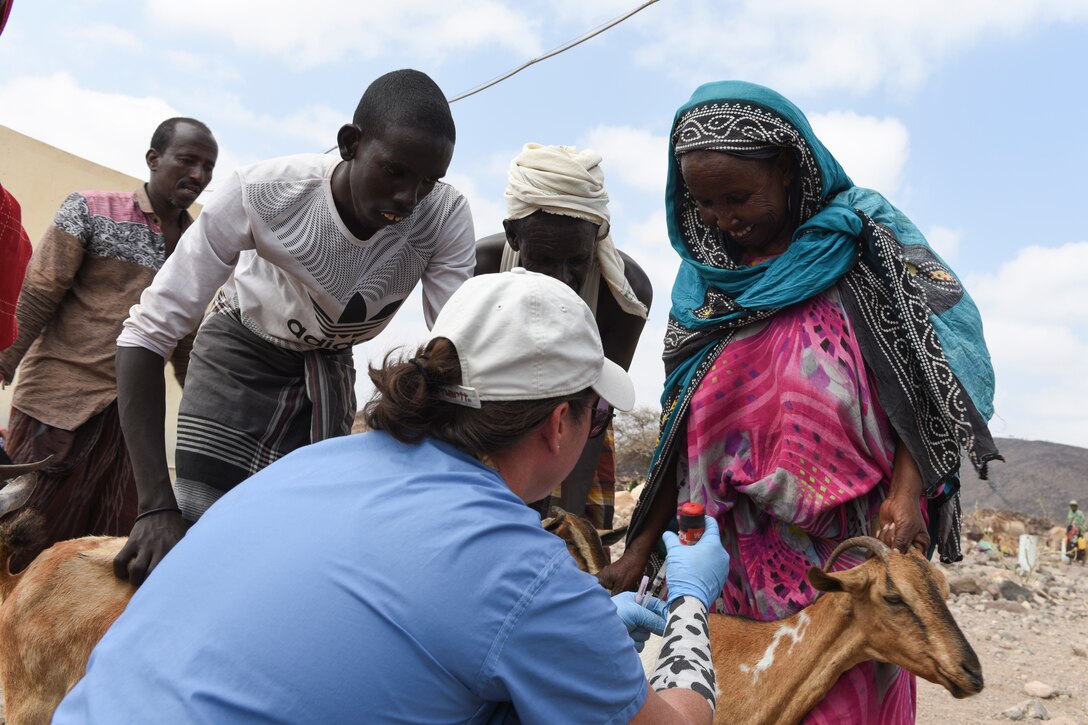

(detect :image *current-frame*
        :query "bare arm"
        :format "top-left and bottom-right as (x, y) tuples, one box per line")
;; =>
(168, 328), (196, 387)
(113, 345), (187, 584)
(0, 196), (89, 380)
(474, 232), (506, 275)
(598, 465), (679, 594)
(597, 250), (652, 372)
(420, 193), (476, 327)
(877, 437), (929, 553)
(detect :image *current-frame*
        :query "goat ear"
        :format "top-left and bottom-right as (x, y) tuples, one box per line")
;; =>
(807, 566), (844, 592)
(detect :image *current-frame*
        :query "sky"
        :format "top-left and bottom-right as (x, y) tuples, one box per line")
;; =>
(1, 0), (1087, 448)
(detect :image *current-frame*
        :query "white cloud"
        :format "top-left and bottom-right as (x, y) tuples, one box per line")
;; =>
(443, 171), (505, 240)
(0, 73), (347, 191)
(966, 241), (1088, 446)
(630, 0), (1088, 96)
(616, 210), (677, 406)
(144, 0), (543, 68)
(582, 125), (669, 195)
(925, 225), (964, 264)
(182, 89), (346, 151)
(0, 73), (180, 179)
(623, 210), (677, 293)
(808, 112), (909, 196)
(65, 23), (147, 54)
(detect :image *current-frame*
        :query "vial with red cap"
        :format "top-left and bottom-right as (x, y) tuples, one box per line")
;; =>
(677, 501), (706, 545)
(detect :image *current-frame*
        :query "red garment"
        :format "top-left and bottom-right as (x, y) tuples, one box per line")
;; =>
(0, 183), (33, 351)
(0, 0), (13, 37)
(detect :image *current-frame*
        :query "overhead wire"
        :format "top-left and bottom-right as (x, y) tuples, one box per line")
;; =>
(446, 0), (661, 104)
(324, 0), (662, 152)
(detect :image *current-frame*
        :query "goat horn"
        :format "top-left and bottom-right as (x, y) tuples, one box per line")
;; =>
(0, 456), (53, 479)
(822, 535), (890, 572)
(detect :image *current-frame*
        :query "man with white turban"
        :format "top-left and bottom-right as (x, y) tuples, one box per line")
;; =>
(476, 144), (652, 528)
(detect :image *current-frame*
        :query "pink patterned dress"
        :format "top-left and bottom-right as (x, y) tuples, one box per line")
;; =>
(685, 289), (916, 723)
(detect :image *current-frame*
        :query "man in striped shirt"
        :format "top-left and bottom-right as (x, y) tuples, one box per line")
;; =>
(0, 118), (217, 570)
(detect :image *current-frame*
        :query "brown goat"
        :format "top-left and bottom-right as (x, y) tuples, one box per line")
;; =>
(581, 531), (982, 724)
(0, 462), (135, 725)
(704, 537), (982, 724)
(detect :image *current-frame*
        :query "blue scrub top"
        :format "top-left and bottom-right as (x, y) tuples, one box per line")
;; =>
(56, 431), (647, 724)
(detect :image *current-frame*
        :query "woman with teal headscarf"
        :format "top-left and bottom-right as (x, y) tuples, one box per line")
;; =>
(599, 82), (1000, 723)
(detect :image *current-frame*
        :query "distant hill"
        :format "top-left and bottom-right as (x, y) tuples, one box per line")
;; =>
(959, 438), (1087, 525)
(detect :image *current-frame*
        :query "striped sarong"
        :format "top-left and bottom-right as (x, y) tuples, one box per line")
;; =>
(174, 312), (355, 521)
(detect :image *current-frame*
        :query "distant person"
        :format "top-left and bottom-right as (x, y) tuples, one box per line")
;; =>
(1068, 500), (1084, 531)
(0, 117), (217, 570)
(114, 69), (476, 585)
(476, 144), (652, 527)
(1067, 500), (1085, 564)
(56, 270), (728, 725)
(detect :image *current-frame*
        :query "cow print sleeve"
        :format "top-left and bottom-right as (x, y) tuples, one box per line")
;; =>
(648, 596), (717, 713)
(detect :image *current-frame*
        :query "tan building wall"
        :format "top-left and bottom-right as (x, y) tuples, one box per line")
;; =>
(1, 124), (189, 467)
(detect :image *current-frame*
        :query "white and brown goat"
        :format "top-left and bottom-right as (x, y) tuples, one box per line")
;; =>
(0, 461), (136, 725)
(702, 536), (982, 724)
(565, 525), (982, 725)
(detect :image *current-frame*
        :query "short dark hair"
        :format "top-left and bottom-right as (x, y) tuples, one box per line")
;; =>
(353, 69), (455, 145)
(149, 117), (213, 154)
(364, 338), (591, 459)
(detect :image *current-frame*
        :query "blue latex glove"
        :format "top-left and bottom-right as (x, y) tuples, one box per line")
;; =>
(611, 591), (668, 652)
(662, 515), (729, 607)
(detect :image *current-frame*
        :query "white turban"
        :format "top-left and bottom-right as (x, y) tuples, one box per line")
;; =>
(503, 144), (648, 319)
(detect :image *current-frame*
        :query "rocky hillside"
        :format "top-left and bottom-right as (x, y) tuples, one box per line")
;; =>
(960, 438), (1087, 525)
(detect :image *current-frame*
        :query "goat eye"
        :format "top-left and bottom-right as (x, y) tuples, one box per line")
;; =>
(883, 594), (904, 606)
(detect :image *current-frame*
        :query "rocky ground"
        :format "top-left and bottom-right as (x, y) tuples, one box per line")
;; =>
(916, 544), (1088, 724)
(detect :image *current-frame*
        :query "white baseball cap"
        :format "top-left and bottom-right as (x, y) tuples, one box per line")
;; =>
(428, 268), (635, 411)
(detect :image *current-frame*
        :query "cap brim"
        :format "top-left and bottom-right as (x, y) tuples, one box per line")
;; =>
(593, 357), (635, 412)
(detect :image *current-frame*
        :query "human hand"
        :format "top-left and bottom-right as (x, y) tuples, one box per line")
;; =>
(611, 591), (668, 652)
(662, 515), (729, 607)
(877, 495), (930, 553)
(113, 510), (187, 586)
(597, 550), (648, 595)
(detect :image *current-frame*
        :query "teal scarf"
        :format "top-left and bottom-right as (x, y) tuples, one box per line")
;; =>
(635, 81), (999, 561)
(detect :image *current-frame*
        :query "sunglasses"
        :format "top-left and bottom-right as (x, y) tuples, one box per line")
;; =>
(574, 396), (614, 439)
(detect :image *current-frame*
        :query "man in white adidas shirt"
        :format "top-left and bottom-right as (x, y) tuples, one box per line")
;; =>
(113, 69), (475, 585)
